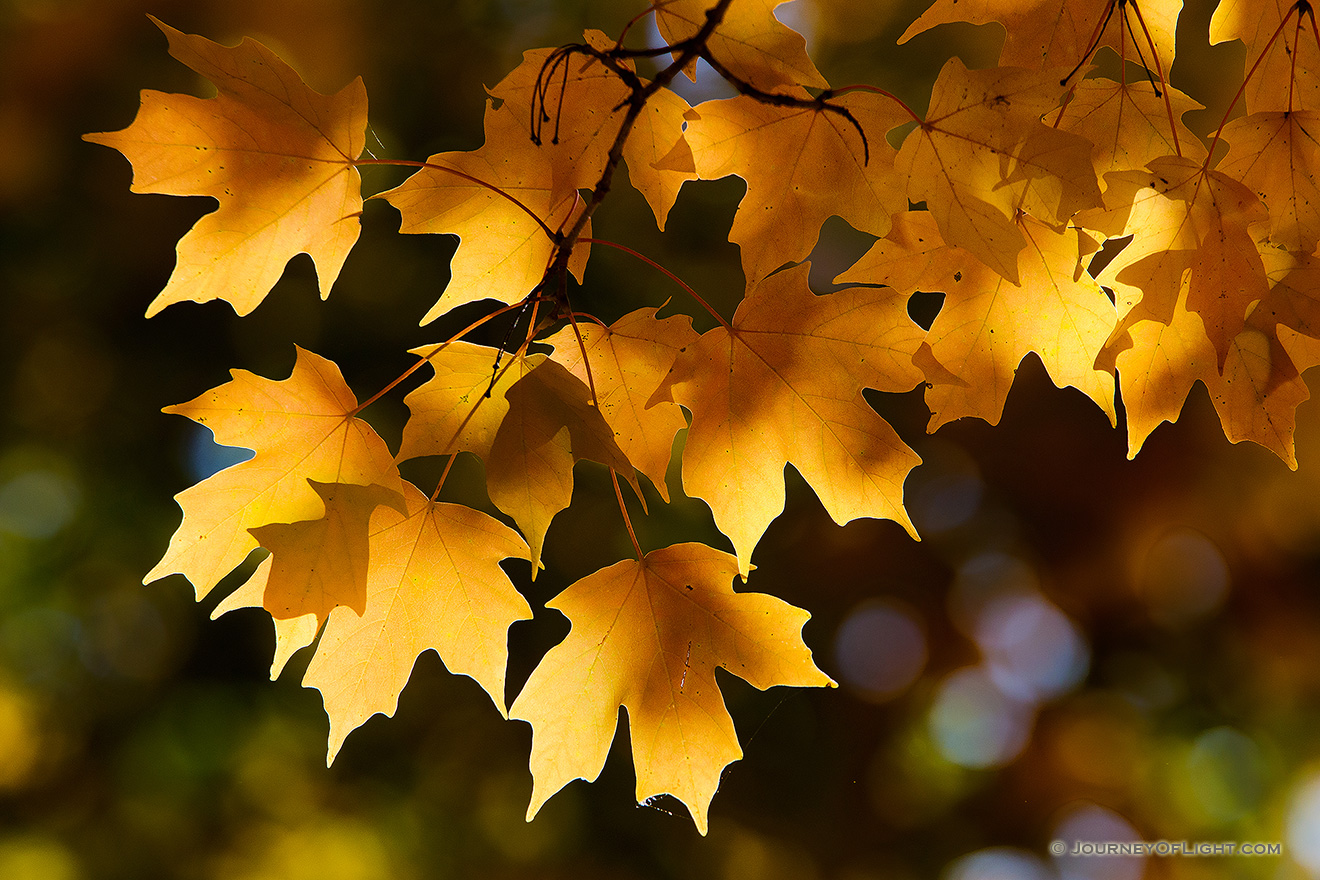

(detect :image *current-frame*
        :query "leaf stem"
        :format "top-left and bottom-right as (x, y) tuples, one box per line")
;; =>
(827, 84), (922, 124)
(354, 158), (554, 239)
(352, 301), (526, 416)
(581, 236), (731, 330)
(612, 468), (644, 562)
(430, 454), (458, 502)
(1202, 1), (1297, 170)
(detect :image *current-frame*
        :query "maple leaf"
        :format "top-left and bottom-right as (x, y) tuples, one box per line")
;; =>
(899, 0), (1180, 74)
(1084, 155), (1271, 367)
(896, 59), (1101, 283)
(1098, 252), (1320, 464)
(1220, 111), (1320, 253)
(380, 105), (590, 324)
(510, 543), (834, 835)
(215, 481), (531, 762)
(486, 30), (697, 227)
(398, 342), (632, 571)
(248, 480), (402, 622)
(651, 263), (924, 579)
(83, 17), (366, 318)
(543, 309), (698, 502)
(1047, 78), (1206, 181)
(839, 211), (1117, 430)
(654, 0), (827, 94)
(145, 347), (402, 600)
(1211, 0), (1320, 113)
(672, 91), (908, 288)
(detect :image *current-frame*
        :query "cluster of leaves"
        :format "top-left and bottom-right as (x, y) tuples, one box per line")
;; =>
(86, 0), (1320, 832)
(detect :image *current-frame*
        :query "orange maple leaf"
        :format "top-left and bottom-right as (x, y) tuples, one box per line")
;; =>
(510, 543), (834, 835)
(654, 0), (827, 94)
(83, 17), (366, 318)
(144, 347), (402, 600)
(544, 309), (697, 502)
(900, 0), (1180, 74)
(486, 30), (697, 227)
(380, 106), (590, 324)
(651, 263), (924, 578)
(840, 211), (1117, 430)
(896, 59), (1101, 283)
(674, 91), (908, 288)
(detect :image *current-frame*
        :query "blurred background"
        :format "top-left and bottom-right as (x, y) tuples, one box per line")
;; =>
(4, 0), (1320, 877)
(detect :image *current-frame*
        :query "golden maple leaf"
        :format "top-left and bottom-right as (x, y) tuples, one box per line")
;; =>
(510, 543), (834, 835)
(380, 105), (590, 324)
(1220, 111), (1320, 253)
(897, 59), (1101, 284)
(84, 17), (367, 317)
(1211, 0), (1320, 113)
(486, 30), (697, 227)
(145, 347), (402, 600)
(544, 309), (697, 502)
(651, 263), (924, 579)
(900, 0), (1180, 74)
(654, 0), (827, 94)
(215, 481), (532, 763)
(398, 342), (633, 572)
(840, 211), (1117, 430)
(674, 91), (908, 288)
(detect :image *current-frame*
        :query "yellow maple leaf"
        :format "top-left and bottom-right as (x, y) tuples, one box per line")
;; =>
(1084, 155), (1271, 368)
(654, 0), (827, 94)
(380, 105), (590, 324)
(1047, 78), (1205, 181)
(215, 481), (532, 763)
(675, 91), (908, 288)
(1211, 0), (1320, 113)
(247, 481), (400, 622)
(840, 211), (1117, 430)
(544, 309), (697, 502)
(897, 59), (1101, 283)
(900, 0), (1180, 74)
(1220, 111), (1320, 253)
(510, 543), (834, 835)
(651, 263), (924, 579)
(83, 17), (366, 317)
(486, 30), (697, 227)
(144, 347), (402, 600)
(398, 342), (632, 572)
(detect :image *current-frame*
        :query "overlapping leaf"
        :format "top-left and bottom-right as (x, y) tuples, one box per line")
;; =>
(84, 18), (366, 317)
(544, 309), (697, 501)
(511, 543), (833, 835)
(900, 0), (1180, 74)
(399, 342), (632, 571)
(145, 347), (402, 600)
(896, 59), (1101, 283)
(1084, 155), (1271, 367)
(651, 263), (924, 578)
(1047, 79), (1205, 181)
(216, 481), (532, 762)
(840, 211), (1116, 430)
(1220, 111), (1320, 253)
(673, 91), (908, 287)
